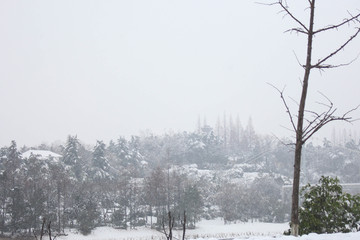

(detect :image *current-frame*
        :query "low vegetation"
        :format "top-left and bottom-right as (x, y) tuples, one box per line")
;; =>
(299, 176), (360, 235)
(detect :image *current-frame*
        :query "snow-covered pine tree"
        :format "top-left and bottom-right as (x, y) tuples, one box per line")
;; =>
(89, 140), (111, 181)
(62, 135), (83, 181)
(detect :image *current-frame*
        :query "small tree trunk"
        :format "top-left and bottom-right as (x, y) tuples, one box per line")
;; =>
(182, 211), (186, 240)
(150, 205), (153, 228)
(57, 183), (61, 232)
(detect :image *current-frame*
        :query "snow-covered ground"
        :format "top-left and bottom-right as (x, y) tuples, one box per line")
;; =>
(184, 219), (288, 239)
(57, 219), (360, 240)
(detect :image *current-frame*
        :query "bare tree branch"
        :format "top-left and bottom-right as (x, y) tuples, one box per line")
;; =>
(302, 105), (359, 143)
(258, 1), (309, 33)
(289, 96), (300, 107)
(342, 105), (360, 119)
(292, 51), (305, 68)
(268, 83), (297, 132)
(313, 28), (360, 68)
(314, 12), (360, 34)
(318, 91), (334, 105)
(277, 0), (309, 33)
(285, 27), (308, 35)
(313, 54), (359, 69)
(271, 133), (296, 149)
(280, 124), (296, 133)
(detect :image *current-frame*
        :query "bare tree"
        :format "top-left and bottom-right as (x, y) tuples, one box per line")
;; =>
(33, 218), (46, 240)
(162, 211), (175, 240)
(266, 0), (360, 236)
(47, 221), (57, 240)
(33, 218), (57, 240)
(161, 211), (186, 240)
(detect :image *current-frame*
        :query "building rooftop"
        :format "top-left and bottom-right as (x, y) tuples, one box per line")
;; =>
(21, 150), (62, 160)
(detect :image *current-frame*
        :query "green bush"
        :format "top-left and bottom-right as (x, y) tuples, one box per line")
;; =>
(299, 176), (360, 235)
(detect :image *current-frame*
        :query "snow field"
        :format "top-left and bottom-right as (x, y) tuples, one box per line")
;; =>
(57, 219), (287, 240)
(57, 219), (360, 240)
(183, 219), (288, 239)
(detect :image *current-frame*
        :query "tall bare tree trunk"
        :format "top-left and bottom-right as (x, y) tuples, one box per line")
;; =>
(291, 1), (315, 236)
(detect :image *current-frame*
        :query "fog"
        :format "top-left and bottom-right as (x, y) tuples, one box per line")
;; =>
(1, 0), (359, 146)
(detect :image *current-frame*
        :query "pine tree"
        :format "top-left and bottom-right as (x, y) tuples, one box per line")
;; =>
(89, 140), (111, 180)
(115, 137), (130, 167)
(6, 141), (22, 188)
(62, 135), (83, 181)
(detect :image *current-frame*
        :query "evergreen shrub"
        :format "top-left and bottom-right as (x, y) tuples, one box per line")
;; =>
(299, 176), (360, 235)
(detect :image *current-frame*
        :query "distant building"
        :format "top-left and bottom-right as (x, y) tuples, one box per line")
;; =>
(282, 183), (360, 203)
(21, 150), (62, 161)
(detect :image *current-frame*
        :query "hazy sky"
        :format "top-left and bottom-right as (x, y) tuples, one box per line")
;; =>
(1, 0), (359, 147)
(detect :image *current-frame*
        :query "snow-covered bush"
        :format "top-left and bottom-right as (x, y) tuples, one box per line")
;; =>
(299, 176), (360, 235)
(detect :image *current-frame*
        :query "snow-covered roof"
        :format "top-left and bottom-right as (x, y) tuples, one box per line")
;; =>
(21, 150), (62, 160)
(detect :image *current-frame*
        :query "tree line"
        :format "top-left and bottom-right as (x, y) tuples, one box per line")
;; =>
(0, 137), (203, 235)
(1, 122), (360, 235)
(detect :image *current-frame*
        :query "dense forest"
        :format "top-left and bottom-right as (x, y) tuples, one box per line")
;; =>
(1, 118), (359, 235)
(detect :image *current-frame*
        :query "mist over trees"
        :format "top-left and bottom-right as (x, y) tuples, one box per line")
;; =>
(0, 117), (360, 235)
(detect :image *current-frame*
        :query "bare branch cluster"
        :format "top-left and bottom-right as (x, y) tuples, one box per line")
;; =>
(301, 96), (359, 143)
(271, 84), (359, 145)
(312, 28), (360, 69)
(264, 0), (360, 69)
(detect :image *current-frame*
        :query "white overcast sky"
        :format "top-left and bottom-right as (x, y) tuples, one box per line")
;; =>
(0, 0), (359, 147)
